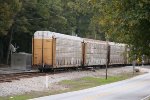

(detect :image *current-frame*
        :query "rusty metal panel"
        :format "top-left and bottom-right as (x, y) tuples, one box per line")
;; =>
(32, 39), (53, 66)
(52, 38), (56, 67)
(32, 38), (34, 65)
(33, 39), (42, 65)
(82, 42), (86, 66)
(84, 39), (107, 66)
(43, 39), (53, 65)
(32, 31), (53, 67)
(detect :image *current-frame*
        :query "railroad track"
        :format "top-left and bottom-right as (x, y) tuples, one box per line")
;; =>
(0, 68), (78, 83)
(0, 72), (47, 83)
(0, 66), (127, 83)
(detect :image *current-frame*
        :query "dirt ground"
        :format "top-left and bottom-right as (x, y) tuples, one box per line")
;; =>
(0, 66), (148, 97)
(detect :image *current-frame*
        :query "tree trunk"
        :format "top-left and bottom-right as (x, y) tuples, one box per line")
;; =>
(5, 8), (21, 65)
(75, 16), (80, 35)
(5, 23), (14, 65)
(0, 37), (4, 64)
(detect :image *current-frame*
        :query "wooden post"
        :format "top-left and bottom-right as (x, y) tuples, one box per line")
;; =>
(106, 38), (110, 80)
(106, 40), (108, 80)
(45, 74), (48, 88)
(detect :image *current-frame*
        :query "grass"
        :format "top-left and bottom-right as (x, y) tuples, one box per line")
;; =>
(0, 91), (66, 100)
(0, 72), (142, 100)
(59, 74), (133, 91)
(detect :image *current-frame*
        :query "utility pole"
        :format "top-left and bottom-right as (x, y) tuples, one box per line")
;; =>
(105, 34), (110, 80)
(142, 54), (145, 66)
(132, 54), (136, 76)
(106, 41), (108, 79)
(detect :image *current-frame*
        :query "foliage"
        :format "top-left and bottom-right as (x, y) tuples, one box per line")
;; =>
(0, 0), (105, 64)
(0, 0), (22, 63)
(91, 0), (150, 57)
(1, 0), (149, 63)
(0, 0), (21, 36)
(11, 0), (105, 53)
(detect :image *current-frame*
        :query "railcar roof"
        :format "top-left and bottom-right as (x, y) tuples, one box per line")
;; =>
(109, 42), (126, 46)
(83, 38), (107, 44)
(34, 31), (83, 41)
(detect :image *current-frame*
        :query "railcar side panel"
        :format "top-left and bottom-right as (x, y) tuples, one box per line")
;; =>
(32, 39), (42, 66)
(82, 42), (86, 66)
(43, 39), (53, 66)
(55, 38), (83, 68)
(32, 31), (53, 68)
(32, 38), (53, 67)
(109, 43), (126, 65)
(32, 31), (130, 70)
(84, 39), (107, 66)
(52, 38), (56, 67)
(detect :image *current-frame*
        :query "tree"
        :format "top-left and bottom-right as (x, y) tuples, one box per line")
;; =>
(0, 0), (107, 64)
(92, 0), (150, 57)
(0, 0), (21, 64)
(13, 0), (68, 53)
(13, 0), (104, 54)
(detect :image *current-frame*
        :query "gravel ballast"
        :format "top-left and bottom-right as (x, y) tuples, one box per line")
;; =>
(0, 66), (148, 96)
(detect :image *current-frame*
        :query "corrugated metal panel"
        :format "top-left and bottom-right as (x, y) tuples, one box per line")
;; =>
(84, 39), (107, 66)
(52, 32), (83, 41)
(34, 31), (83, 41)
(32, 39), (53, 66)
(34, 31), (53, 39)
(55, 38), (82, 67)
(43, 39), (53, 65)
(109, 42), (126, 64)
(33, 39), (42, 65)
(33, 31), (53, 67)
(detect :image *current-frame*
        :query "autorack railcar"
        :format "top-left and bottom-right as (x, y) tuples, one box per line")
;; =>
(32, 31), (130, 70)
(83, 38), (107, 67)
(32, 31), (83, 70)
(109, 42), (127, 65)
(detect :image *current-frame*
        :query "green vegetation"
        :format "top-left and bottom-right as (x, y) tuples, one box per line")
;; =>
(0, 0), (104, 64)
(0, 0), (149, 64)
(0, 0), (22, 64)
(91, 0), (150, 58)
(59, 74), (134, 90)
(0, 72), (141, 100)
